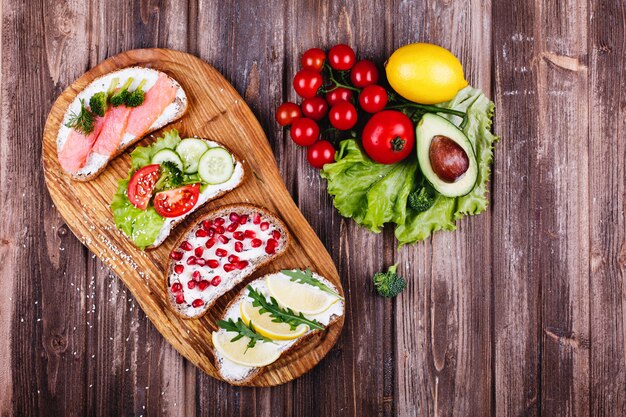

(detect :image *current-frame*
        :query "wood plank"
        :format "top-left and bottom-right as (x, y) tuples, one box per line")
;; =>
(394, 1), (493, 416)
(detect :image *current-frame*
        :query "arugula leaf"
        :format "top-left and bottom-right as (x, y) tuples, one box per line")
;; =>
(247, 286), (323, 331)
(216, 318), (272, 350)
(280, 269), (343, 299)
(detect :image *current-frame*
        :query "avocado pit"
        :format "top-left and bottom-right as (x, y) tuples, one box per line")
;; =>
(428, 135), (469, 182)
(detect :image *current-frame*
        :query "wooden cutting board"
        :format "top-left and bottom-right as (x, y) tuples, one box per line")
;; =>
(41, 48), (345, 386)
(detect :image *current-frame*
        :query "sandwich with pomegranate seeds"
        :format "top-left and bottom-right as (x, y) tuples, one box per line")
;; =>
(57, 67), (187, 181)
(111, 130), (245, 249)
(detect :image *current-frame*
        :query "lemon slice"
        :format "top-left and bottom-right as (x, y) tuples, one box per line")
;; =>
(240, 300), (308, 340)
(266, 274), (339, 315)
(212, 331), (281, 367)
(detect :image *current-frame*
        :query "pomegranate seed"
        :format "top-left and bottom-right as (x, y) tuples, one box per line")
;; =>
(226, 222), (239, 232)
(234, 241), (243, 252)
(192, 271), (201, 281)
(206, 237), (217, 248)
(212, 276), (222, 286)
(244, 230), (256, 239)
(208, 228), (215, 237)
(196, 229), (208, 238)
(267, 238), (278, 247)
(187, 280), (196, 289)
(192, 299), (204, 308)
(223, 263), (235, 272)
(216, 248), (227, 257)
(233, 231), (245, 241)
(196, 258), (206, 266)
(239, 214), (249, 225)
(235, 260), (249, 270)
(170, 251), (183, 260)
(175, 293), (185, 304)
(198, 280), (210, 290)
(214, 217), (225, 226)
(260, 222), (270, 231)
(194, 247), (204, 257)
(180, 241), (192, 251)
(174, 264), (184, 274)
(253, 213), (261, 224)
(215, 225), (225, 234)
(187, 256), (197, 265)
(272, 230), (281, 240)
(228, 254), (240, 263)
(229, 212), (240, 222)
(265, 246), (276, 255)
(171, 282), (182, 292)
(207, 259), (220, 268)
(250, 238), (262, 248)
(218, 235), (230, 244)
(203, 220), (213, 230)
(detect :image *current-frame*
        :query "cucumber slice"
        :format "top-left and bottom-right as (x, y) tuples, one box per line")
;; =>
(198, 147), (235, 184)
(176, 138), (209, 174)
(151, 149), (184, 172)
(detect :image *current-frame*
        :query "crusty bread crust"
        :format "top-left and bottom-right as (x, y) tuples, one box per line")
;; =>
(165, 203), (291, 320)
(213, 273), (344, 386)
(58, 67), (188, 182)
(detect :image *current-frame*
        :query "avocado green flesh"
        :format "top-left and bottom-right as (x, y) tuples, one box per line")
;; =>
(415, 113), (478, 197)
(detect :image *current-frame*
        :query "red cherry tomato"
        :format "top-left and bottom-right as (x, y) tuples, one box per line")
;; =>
(358, 85), (388, 113)
(275, 102), (302, 126)
(293, 69), (323, 99)
(328, 44), (356, 70)
(301, 96), (328, 121)
(325, 87), (353, 106)
(307, 140), (336, 169)
(361, 110), (415, 164)
(301, 48), (326, 72)
(127, 164), (161, 209)
(329, 101), (358, 130)
(154, 184), (201, 218)
(350, 60), (379, 88)
(290, 117), (320, 146)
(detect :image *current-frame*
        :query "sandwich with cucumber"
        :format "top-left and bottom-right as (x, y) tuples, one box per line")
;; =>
(111, 129), (245, 249)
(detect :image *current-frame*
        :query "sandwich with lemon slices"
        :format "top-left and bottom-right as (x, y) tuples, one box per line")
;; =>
(211, 269), (344, 385)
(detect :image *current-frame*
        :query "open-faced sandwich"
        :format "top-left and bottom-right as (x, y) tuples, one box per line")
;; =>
(166, 204), (289, 318)
(57, 67), (187, 180)
(212, 269), (344, 385)
(111, 130), (245, 249)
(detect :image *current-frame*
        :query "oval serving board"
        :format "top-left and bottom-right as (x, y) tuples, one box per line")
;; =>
(42, 48), (345, 386)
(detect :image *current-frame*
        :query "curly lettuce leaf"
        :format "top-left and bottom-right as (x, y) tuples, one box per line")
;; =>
(130, 129), (181, 170)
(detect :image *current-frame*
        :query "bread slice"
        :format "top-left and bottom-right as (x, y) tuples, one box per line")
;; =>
(165, 204), (290, 319)
(212, 271), (345, 385)
(57, 66), (188, 181)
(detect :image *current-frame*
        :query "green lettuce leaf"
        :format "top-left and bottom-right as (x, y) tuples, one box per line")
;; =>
(130, 129), (181, 170)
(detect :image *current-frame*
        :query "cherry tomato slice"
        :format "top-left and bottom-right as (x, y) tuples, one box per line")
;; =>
(290, 117), (320, 146)
(359, 85), (388, 113)
(301, 96), (329, 121)
(127, 164), (161, 210)
(328, 44), (356, 70)
(153, 183), (200, 218)
(350, 60), (379, 88)
(301, 48), (326, 72)
(307, 140), (335, 169)
(293, 69), (323, 99)
(325, 87), (353, 106)
(275, 102), (302, 126)
(329, 101), (358, 130)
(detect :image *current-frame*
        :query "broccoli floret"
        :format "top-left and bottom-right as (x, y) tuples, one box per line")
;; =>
(110, 77), (134, 107)
(408, 186), (435, 213)
(154, 161), (183, 191)
(373, 264), (406, 298)
(89, 77), (120, 116)
(125, 79), (147, 107)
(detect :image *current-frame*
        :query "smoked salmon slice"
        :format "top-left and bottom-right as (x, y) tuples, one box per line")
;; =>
(91, 105), (132, 157)
(58, 116), (106, 172)
(125, 73), (178, 138)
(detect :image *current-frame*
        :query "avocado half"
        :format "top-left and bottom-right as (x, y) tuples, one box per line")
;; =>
(415, 113), (478, 197)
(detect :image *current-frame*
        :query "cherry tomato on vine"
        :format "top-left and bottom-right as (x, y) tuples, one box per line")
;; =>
(358, 85), (388, 113)
(329, 101), (358, 130)
(350, 60), (379, 88)
(293, 69), (323, 99)
(328, 44), (356, 71)
(361, 110), (415, 164)
(301, 48), (326, 72)
(275, 102), (302, 126)
(301, 96), (329, 121)
(325, 87), (353, 106)
(290, 117), (320, 146)
(307, 140), (336, 169)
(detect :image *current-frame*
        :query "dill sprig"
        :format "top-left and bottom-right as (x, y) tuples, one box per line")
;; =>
(65, 99), (95, 135)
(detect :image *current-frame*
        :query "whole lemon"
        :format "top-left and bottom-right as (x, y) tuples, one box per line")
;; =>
(385, 43), (468, 104)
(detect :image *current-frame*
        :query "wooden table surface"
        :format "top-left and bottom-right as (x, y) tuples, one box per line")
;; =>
(1, 0), (624, 416)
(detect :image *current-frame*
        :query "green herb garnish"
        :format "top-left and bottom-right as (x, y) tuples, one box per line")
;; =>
(280, 269), (343, 299)
(216, 318), (272, 350)
(65, 99), (95, 135)
(247, 286), (323, 331)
